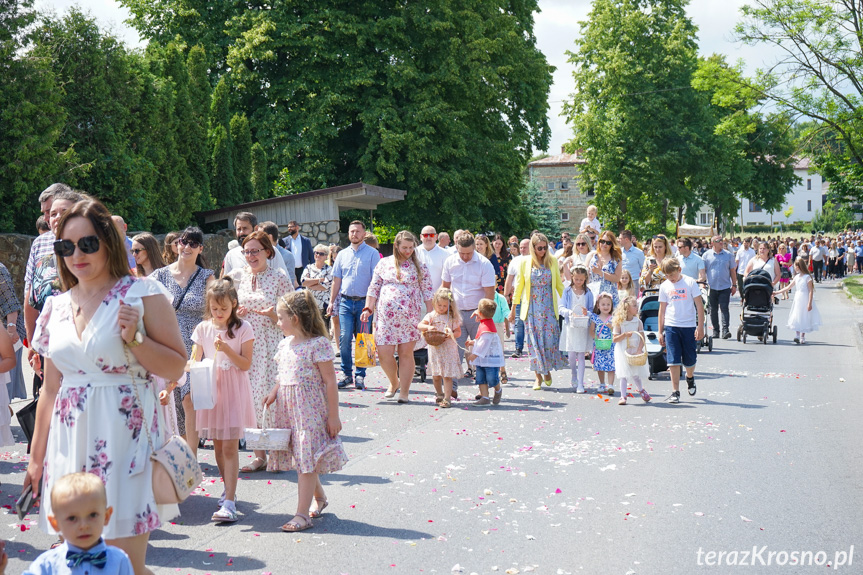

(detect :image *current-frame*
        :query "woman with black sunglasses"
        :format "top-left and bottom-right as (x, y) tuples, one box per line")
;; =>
(589, 232), (623, 306)
(151, 227), (215, 455)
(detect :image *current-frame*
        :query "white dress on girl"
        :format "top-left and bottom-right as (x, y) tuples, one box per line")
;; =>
(0, 370), (15, 446)
(559, 292), (591, 353)
(613, 317), (650, 380)
(787, 274), (822, 333)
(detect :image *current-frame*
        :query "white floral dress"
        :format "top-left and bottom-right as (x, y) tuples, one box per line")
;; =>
(33, 276), (179, 538)
(228, 266), (294, 425)
(366, 257), (433, 346)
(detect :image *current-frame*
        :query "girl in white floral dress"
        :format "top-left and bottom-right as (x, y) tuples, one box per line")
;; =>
(264, 290), (348, 533)
(24, 199), (188, 575)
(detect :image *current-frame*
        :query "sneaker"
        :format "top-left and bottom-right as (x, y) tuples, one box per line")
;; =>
(354, 375), (365, 390)
(686, 376), (696, 396)
(474, 396), (491, 406)
(492, 388), (502, 405)
(722, 331), (731, 339)
(639, 388), (651, 403)
(576, 383), (585, 394)
(667, 391), (680, 404)
(598, 383), (607, 394)
(337, 377), (353, 389)
(793, 337), (800, 344)
(618, 397), (627, 405)
(212, 504), (238, 523)
(511, 350), (522, 359)
(712, 330), (720, 339)
(800, 335), (806, 344)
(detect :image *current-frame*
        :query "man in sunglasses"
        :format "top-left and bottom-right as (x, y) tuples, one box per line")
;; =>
(222, 212), (289, 278)
(416, 226), (449, 292)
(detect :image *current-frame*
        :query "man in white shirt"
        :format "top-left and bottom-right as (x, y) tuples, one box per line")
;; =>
(222, 212), (289, 277)
(735, 237), (755, 296)
(504, 239), (531, 357)
(809, 238), (824, 282)
(438, 232), (453, 251)
(441, 232), (496, 380)
(415, 225), (451, 292)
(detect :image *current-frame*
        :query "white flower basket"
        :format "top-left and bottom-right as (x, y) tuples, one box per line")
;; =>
(244, 405), (291, 451)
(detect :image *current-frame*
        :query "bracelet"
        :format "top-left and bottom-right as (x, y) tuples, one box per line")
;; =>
(362, 307), (373, 313)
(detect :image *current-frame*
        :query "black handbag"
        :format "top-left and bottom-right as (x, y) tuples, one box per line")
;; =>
(16, 397), (38, 454)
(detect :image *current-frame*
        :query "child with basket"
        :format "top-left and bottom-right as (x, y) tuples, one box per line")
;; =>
(418, 288), (462, 408)
(559, 265), (594, 393)
(611, 295), (651, 405)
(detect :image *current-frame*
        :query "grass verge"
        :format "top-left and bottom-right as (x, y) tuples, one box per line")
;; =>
(843, 277), (863, 301)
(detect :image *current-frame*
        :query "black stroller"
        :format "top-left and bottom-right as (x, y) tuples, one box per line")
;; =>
(639, 289), (668, 379)
(736, 269), (778, 344)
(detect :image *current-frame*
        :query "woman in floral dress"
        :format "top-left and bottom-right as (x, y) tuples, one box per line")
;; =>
(150, 226), (214, 451)
(509, 233), (568, 389)
(25, 199), (188, 574)
(228, 231), (294, 472)
(361, 231), (433, 402)
(588, 231), (623, 306)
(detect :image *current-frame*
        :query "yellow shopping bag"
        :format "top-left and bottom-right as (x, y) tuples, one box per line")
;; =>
(355, 326), (377, 368)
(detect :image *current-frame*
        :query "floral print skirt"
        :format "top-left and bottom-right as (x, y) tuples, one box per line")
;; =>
(40, 378), (179, 539)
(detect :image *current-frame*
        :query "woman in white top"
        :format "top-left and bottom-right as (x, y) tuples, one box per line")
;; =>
(563, 233), (595, 283)
(744, 241), (781, 286)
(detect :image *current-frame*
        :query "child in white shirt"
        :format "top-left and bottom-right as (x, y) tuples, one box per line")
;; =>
(465, 299), (505, 406)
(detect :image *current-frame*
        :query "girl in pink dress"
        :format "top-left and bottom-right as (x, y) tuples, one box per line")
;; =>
(191, 278), (257, 523)
(264, 290), (348, 533)
(418, 288), (462, 408)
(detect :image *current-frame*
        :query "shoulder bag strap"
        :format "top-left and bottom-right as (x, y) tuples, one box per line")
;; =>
(173, 267), (203, 311)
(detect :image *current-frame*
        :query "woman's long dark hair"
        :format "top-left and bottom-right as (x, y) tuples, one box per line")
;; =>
(180, 227), (207, 268)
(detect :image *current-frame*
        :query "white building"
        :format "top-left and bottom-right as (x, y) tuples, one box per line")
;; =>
(692, 158), (824, 227)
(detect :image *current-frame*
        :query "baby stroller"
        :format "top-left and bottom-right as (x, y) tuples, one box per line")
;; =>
(736, 269), (777, 344)
(638, 289), (668, 379)
(697, 281), (714, 353)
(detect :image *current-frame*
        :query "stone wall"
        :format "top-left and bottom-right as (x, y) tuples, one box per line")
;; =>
(529, 165), (592, 236)
(296, 220), (341, 247)
(0, 234), (35, 299)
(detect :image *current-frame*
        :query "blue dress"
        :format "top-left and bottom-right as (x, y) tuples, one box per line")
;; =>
(525, 267), (569, 374)
(590, 312), (615, 372)
(589, 255), (620, 306)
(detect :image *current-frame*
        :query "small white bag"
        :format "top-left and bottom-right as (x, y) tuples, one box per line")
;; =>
(189, 358), (217, 410)
(244, 405), (291, 451)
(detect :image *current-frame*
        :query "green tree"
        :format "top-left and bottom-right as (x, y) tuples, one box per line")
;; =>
(187, 45), (212, 207)
(563, 0), (707, 234)
(121, 0), (554, 232)
(735, 0), (863, 201)
(208, 76), (236, 207)
(518, 177), (561, 238)
(230, 113), (253, 202)
(250, 142), (269, 199)
(0, 0), (68, 232)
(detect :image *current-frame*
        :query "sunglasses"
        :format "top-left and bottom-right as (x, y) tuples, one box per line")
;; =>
(535, 245), (548, 252)
(131, 248), (145, 255)
(54, 235), (100, 258)
(652, 235), (666, 240)
(242, 248), (264, 257)
(599, 239), (613, 246)
(575, 242), (587, 246)
(314, 252), (327, 256)
(421, 233), (436, 238)
(179, 238), (201, 249)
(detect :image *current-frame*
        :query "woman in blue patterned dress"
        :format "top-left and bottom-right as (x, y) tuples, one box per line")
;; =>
(588, 231), (623, 306)
(509, 233), (568, 390)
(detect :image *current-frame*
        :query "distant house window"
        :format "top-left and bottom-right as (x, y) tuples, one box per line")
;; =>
(561, 212), (570, 222)
(807, 179), (812, 190)
(560, 181), (569, 190)
(587, 184), (595, 197)
(699, 213), (713, 225)
(808, 200), (812, 211)
(547, 181), (555, 190)
(749, 201), (762, 212)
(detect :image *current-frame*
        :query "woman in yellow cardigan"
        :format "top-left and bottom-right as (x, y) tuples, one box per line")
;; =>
(507, 233), (568, 389)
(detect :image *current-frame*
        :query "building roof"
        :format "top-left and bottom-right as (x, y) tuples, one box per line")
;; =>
(794, 157), (811, 170)
(528, 151), (587, 168)
(197, 182), (407, 218)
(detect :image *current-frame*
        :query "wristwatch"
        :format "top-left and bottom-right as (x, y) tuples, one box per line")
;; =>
(125, 330), (144, 348)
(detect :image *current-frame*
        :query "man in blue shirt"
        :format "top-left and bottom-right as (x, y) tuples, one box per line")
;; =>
(702, 235), (737, 339)
(676, 238), (706, 282)
(618, 230), (645, 282)
(855, 241), (863, 274)
(330, 221), (380, 389)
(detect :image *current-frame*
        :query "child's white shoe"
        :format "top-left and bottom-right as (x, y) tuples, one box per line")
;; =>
(576, 383), (585, 394)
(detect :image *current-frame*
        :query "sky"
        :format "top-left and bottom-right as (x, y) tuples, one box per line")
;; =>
(41, 0), (777, 155)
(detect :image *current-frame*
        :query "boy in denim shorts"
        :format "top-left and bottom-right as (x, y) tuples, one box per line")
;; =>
(465, 299), (505, 406)
(657, 259), (705, 403)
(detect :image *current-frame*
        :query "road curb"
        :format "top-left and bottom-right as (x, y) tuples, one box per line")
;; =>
(842, 282), (863, 305)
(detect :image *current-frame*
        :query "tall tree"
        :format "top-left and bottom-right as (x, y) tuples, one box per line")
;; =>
(250, 142), (269, 199)
(186, 45), (212, 207)
(230, 113), (253, 203)
(0, 0), (68, 232)
(563, 0), (706, 235)
(208, 76), (236, 207)
(736, 0), (863, 201)
(121, 0), (554, 232)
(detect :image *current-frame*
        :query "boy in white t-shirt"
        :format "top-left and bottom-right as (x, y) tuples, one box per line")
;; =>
(579, 205), (601, 236)
(657, 258), (705, 404)
(465, 299), (505, 406)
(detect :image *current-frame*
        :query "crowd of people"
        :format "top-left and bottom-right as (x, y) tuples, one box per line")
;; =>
(0, 186), (836, 574)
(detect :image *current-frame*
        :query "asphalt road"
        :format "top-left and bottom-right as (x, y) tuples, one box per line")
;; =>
(2, 281), (861, 574)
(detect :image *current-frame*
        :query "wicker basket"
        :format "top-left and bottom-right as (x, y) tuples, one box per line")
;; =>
(423, 329), (449, 346)
(625, 332), (648, 366)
